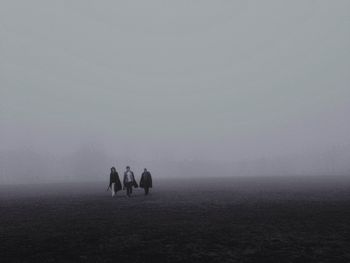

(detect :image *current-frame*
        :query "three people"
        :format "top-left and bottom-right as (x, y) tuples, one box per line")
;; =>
(109, 167), (122, 197)
(108, 166), (152, 197)
(140, 168), (152, 195)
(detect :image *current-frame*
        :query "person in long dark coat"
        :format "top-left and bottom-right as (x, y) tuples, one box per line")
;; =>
(123, 166), (138, 197)
(139, 168), (152, 195)
(109, 167), (122, 197)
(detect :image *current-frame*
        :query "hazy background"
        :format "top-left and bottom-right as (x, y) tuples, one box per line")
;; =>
(1, 1), (350, 183)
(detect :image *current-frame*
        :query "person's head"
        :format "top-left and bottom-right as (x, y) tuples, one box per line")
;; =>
(126, 166), (130, 171)
(111, 167), (116, 172)
(144, 168), (147, 172)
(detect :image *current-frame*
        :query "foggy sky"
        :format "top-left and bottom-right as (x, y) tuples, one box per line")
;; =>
(1, 1), (350, 182)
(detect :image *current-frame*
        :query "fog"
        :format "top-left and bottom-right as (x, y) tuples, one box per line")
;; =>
(1, 1), (350, 183)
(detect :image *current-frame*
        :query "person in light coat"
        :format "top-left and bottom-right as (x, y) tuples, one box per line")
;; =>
(123, 166), (138, 197)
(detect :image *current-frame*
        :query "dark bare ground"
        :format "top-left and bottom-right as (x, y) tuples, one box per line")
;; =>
(1, 176), (350, 263)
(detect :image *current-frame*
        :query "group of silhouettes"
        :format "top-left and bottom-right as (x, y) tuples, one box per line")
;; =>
(108, 166), (153, 197)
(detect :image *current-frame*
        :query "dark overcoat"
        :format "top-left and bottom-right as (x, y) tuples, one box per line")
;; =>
(109, 172), (122, 191)
(140, 172), (152, 188)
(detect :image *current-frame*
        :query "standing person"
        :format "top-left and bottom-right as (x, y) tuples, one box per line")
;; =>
(109, 167), (122, 197)
(140, 168), (152, 195)
(123, 166), (138, 197)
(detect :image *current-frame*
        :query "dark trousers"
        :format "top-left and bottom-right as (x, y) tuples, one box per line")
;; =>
(126, 182), (133, 196)
(144, 187), (149, 195)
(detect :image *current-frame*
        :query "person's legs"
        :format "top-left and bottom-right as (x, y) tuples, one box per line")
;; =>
(111, 183), (115, 197)
(145, 187), (149, 195)
(126, 183), (132, 196)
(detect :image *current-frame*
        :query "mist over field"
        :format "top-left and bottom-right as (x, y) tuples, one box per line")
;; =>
(2, 3), (350, 262)
(1, 1), (350, 184)
(1, 145), (350, 184)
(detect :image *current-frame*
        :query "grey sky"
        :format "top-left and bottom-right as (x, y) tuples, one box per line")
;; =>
(1, 1), (350, 181)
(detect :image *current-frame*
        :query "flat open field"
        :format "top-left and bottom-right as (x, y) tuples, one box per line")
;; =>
(1, 176), (350, 262)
